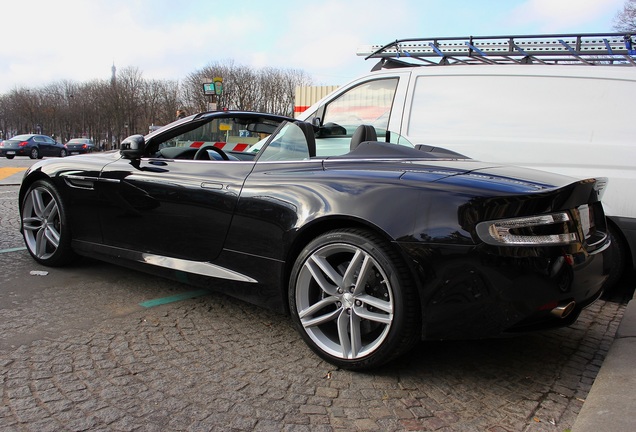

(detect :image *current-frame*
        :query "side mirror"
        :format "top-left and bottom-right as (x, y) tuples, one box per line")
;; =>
(120, 134), (145, 159)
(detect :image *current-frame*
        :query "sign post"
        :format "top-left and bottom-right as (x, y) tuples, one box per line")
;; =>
(202, 76), (224, 111)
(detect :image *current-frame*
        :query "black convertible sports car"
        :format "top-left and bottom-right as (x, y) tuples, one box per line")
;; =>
(19, 110), (611, 370)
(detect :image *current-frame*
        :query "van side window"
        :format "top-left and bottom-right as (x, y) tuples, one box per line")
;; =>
(322, 78), (398, 138)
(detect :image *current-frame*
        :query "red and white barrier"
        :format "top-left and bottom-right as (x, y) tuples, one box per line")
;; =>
(185, 141), (251, 152)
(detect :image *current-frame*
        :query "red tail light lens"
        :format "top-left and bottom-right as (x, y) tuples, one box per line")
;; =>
(18, 141), (29, 147)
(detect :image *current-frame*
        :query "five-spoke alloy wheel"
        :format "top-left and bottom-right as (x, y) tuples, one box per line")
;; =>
(21, 180), (74, 266)
(289, 229), (420, 370)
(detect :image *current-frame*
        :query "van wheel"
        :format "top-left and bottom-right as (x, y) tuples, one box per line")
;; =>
(289, 228), (420, 370)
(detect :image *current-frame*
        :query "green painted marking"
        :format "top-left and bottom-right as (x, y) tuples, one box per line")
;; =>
(0, 246), (27, 254)
(139, 289), (210, 308)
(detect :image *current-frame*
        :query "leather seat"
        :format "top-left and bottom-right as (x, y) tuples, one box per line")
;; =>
(350, 125), (378, 151)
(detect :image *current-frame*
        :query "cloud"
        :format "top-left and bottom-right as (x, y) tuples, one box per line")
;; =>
(254, 0), (412, 83)
(0, 0), (629, 93)
(507, 0), (625, 31)
(0, 0), (271, 91)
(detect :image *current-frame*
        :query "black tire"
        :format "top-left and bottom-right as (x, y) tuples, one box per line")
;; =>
(6, 155), (15, 159)
(29, 147), (39, 159)
(289, 228), (420, 370)
(603, 224), (628, 292)
(60, 149), (67, 157)
(21, 180), (75, 266)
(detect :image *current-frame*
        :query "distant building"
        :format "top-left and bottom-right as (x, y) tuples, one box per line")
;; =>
(294, 85), (339, 118)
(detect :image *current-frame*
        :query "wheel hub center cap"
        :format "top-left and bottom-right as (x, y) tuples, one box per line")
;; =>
(342, 293), (354, 308)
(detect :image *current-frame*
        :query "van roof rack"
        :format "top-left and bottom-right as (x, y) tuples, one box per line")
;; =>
(357, 33), (636, 70)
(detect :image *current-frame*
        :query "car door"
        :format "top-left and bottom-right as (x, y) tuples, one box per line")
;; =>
(96, 113), (287, 263)
(31, 135), (45, 156)
(97, 158), (252, 262)
(37, 135), (52, 156)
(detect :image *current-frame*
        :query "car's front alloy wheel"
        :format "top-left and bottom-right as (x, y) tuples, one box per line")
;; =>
(289, 228), (420, 370)
(21, 180), (75, 266)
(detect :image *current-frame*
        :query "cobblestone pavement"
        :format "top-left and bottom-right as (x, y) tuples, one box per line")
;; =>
(0, 180), (633, 432)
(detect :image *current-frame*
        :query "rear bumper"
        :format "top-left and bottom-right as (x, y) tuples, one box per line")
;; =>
(0, 148), (28, 157)
(399, 239), (610, 340)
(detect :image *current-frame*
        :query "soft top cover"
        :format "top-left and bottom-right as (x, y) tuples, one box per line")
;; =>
(331, 141), (467, 160)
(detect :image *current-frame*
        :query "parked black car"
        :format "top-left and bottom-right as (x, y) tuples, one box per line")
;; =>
(0, 134), (67, 159)
(18, 111), (611, 370)
(65, 138), (96, 154)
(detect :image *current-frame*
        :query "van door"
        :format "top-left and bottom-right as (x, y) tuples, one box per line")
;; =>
(298, 71), (411, 156)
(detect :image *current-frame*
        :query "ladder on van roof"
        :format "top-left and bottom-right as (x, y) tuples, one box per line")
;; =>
(357, 33), (636, 69)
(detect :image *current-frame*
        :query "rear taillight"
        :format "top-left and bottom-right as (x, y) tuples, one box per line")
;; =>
(476, 212), (578, 246)
(82, 144), (87, 149)
(18, 141), (29, 147)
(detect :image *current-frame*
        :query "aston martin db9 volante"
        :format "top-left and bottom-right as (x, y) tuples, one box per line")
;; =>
(19, 110), (611, 370)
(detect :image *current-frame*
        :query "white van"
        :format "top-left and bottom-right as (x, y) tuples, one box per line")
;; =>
(298, 33), (636, 287)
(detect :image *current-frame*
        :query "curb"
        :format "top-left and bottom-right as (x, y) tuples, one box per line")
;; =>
(572, 296), (636, 431)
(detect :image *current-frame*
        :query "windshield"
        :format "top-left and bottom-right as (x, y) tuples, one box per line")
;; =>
(250, 126), (413, 157)
(257, 122), (312, 161)
(144, 113), (288, 159)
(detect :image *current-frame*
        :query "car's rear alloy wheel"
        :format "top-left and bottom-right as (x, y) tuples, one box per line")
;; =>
(289, 229), (420, 370)
(29, 148), (39, 159)
(21, 180), (74, 266)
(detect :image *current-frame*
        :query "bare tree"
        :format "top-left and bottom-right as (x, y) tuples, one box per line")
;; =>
(140, 79), (181, 129)
(184, 60), (314, 116)
(228, 65), (260, 111)
(183, 60), (239, 113)
(181, 71), (208, 114)
(614, 0), (636, 32)
(0, 60), (313, 144)
(116, 67), (145, 137)
(4, 88), (40, 136)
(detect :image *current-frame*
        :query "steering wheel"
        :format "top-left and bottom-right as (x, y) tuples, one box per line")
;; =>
(194, 144), (230, 160)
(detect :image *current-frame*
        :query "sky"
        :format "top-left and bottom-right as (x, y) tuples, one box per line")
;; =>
(0, 0), (627, 93)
